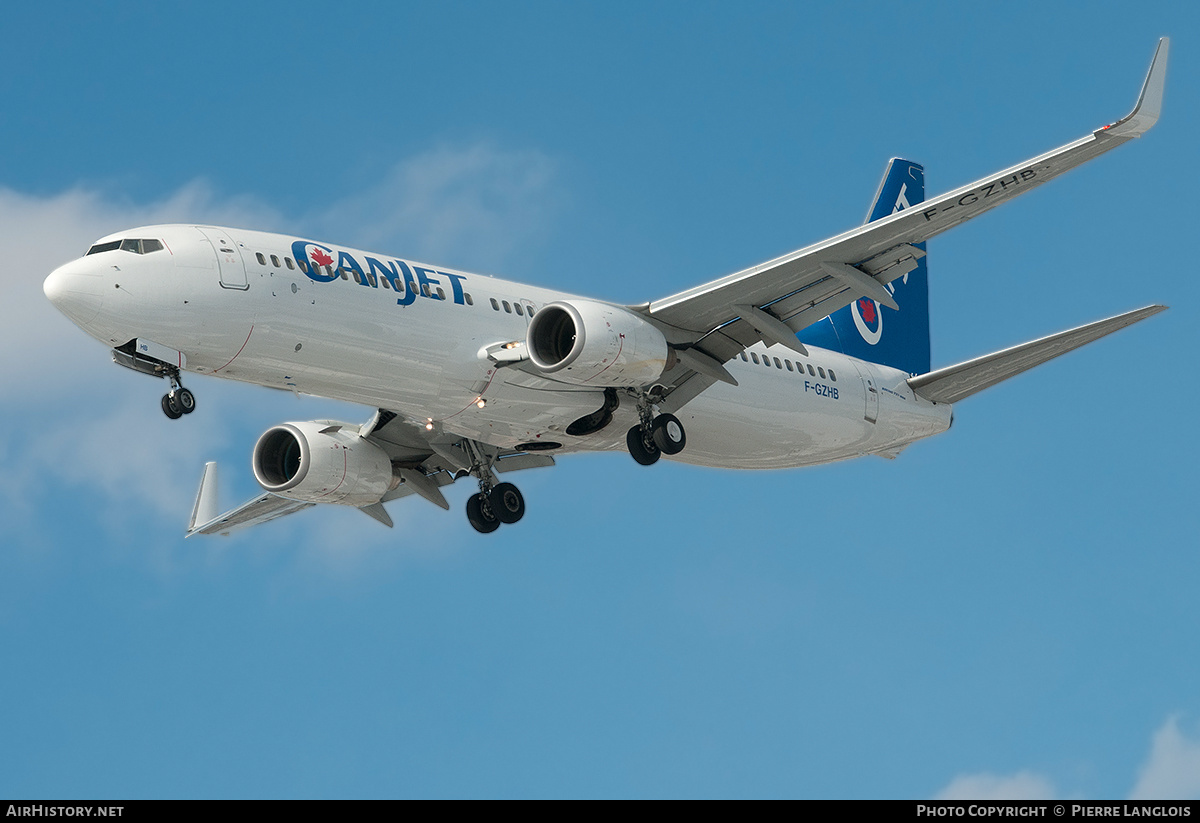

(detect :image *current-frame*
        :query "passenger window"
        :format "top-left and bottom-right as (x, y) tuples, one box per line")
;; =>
(436, 287), (445, 300)
(368, 273), (378, 287)
(339, 268), (348, 281)
(465, 293), (474, 306)
(526, 304), (535, 315)
(818, 367), (826, 379)
(739, 353), (748, 362)
(807, 364), (816, 376)
(773, 357), (782, 369)
(323, 265), (334, 278)
(785, 360), (794, 371)
(285, 257), (294, 270)
(502, 300), (512, 313)
(270, 255), (281, 267)
(120, 239), (141, 253)
(829, 369), (836, 381)
(751, 353), (759, 364)
(256, 253), (266, 265)
(381, 277), (391, 290)
(142, 239), (163, 253)
(298, 259), (310, 274)
(514, 303), (524, 316)
(490, 298), (499, 311)
(421, 284), (431, 297)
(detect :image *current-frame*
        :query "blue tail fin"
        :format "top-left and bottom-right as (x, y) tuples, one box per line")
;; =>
(797, 159), (931, 375)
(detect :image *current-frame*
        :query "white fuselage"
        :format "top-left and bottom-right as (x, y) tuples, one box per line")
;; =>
(45, 224), (952, 468)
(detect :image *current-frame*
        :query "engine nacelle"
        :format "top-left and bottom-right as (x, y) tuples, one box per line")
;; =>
(252, 421), (398, 507)
(526, 300), (670, 387)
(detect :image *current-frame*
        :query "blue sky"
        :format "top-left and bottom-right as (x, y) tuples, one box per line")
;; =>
(2, 1), (1198, 799)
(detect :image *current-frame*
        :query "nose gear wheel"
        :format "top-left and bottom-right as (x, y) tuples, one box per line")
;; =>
(159, 368), (196, 420)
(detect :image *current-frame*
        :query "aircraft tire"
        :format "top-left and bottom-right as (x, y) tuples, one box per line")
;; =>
(627, 425), (661, 466)
(489, 482), (525, 524)
(161, 393), (183, 420)
(466, 493), (501, 534)
(652, 414), (686, 455)
(176, 388), (196, 415)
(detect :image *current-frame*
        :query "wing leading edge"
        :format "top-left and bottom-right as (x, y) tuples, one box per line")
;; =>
(642, 39), (1169, 370)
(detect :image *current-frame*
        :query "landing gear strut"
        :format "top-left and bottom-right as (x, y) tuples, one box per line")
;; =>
(462, 441), (526, 534)
(160, 369), (196, 420)
(626, 397), (686, 466)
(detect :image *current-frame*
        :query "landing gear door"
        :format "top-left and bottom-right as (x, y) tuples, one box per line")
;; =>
(198, 227), (248, 290)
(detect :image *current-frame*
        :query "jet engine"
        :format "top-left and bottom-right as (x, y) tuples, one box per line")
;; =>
(252, 421), (398, 507)
(526, 300), (671, 387)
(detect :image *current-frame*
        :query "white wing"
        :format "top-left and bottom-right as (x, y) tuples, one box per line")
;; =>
(641, 39), (1168, 373)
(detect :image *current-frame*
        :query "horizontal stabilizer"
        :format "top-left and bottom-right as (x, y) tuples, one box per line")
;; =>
(908, 305), (1166, 404)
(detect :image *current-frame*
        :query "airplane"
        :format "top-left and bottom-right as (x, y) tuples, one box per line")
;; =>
(43, 39), (1168, 538)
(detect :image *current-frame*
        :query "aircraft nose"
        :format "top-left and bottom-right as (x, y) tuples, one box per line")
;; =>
(44, 261), (104, 326)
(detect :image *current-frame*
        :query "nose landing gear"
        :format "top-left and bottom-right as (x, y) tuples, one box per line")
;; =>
(160, 371), (196, 420)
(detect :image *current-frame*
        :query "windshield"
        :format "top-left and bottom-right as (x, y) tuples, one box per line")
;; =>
(87, 238), (164, 256)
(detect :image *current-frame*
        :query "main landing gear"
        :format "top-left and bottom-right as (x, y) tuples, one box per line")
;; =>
(160, 370), (196, 420)
(465, 482), (525, 534)
(462, 440), (525, 534)
(626, 400), (686, 466)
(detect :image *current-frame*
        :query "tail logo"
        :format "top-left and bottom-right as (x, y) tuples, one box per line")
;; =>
(852, 297), (883, 345)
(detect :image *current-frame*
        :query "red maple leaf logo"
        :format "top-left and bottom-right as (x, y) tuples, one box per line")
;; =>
(858, 298), (877, 324)
(310, 247), (333, 267)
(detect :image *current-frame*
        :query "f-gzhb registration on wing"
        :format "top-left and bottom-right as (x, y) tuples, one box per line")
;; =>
(43, 40), (1169, 537)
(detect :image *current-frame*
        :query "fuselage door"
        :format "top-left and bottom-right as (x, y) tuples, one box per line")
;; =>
(863, 376), (879, 424)
(198, 227), (248, 290)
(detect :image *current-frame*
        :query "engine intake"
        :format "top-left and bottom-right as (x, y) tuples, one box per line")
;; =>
(526, 300), (670, 387)
(252, 421), (397, 506)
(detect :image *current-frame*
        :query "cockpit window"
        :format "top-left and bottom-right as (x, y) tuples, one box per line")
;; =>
(88, 238), (165, 256)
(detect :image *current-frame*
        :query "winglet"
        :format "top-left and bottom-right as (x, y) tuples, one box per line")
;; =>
(188, 462), (219, 535)
(1102, 38), (1168, 138)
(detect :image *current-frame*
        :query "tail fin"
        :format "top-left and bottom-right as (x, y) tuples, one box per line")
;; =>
(797, 158), (931, 375)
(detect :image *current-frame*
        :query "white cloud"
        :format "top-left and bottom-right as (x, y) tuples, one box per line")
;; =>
(1129, 716), (1200, 800)
(310, 143), (560, 271)
(0, 183), (282, 389)
(0, 143), (557, 390)
(935, 770), (1057, 800)
(0, 143), (560, 542)
(934, 715), (1200, 801)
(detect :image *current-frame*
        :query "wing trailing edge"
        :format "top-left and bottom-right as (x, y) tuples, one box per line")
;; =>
(908, 305), (1166, 405)
(644, 39), (1169, 361)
